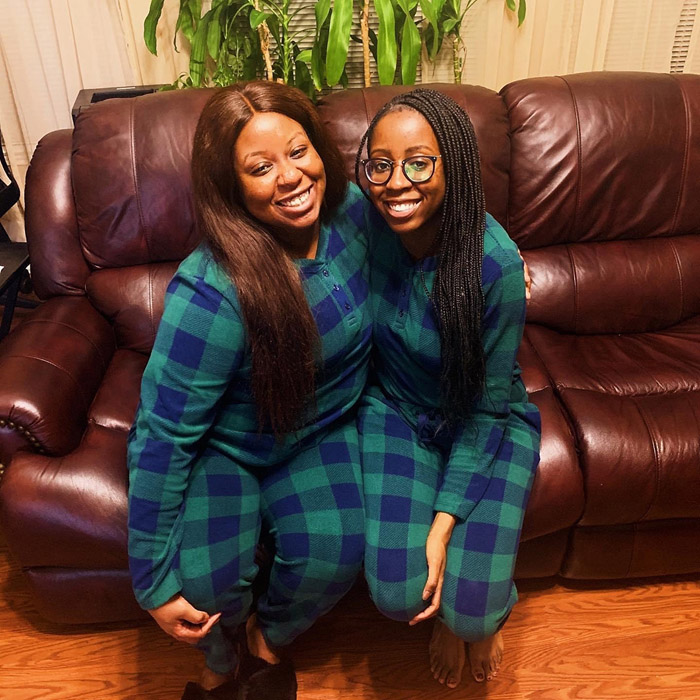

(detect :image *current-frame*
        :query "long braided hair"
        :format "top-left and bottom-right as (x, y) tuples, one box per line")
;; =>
(355, 88), (486, 422)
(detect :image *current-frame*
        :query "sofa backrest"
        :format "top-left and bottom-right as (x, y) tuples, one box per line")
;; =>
(24, 73), (700, 351)
(502, 72), (700, 334)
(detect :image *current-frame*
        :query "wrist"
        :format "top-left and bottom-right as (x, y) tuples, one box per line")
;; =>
(430, 511), (457, 543)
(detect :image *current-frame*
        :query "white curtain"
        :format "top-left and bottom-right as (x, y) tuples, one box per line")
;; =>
(0, 0), (136, 240)
(114, 0), (190, 86)
(424, 0), (700, 88)
(1, 0), (699, 239)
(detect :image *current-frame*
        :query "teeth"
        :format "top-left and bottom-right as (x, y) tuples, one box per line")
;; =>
(279, 189), (310, 208)
(388, 201), (419, 212)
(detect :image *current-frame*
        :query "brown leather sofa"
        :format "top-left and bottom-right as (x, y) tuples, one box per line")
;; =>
(1, 72), (698, 625)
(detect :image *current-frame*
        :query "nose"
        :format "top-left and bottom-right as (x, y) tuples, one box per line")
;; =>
(278, 160), (303, 188)
(385, 161), (411, 191)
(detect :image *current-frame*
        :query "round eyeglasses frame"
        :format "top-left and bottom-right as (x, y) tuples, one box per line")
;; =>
(361, 155), (442, 185)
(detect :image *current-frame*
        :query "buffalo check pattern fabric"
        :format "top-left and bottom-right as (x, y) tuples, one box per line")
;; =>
(359, 214), (541, 641)
(127, 185), (372, 672)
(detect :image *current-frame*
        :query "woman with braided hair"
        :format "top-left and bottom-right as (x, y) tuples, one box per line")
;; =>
(355, 89), (541, 687)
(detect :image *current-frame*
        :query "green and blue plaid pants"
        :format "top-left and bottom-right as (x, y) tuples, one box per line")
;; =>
(359, 387), (539, 642)
(178, 421), (365, 673)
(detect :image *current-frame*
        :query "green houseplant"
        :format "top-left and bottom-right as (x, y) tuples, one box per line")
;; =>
(144, 0), (527, 94)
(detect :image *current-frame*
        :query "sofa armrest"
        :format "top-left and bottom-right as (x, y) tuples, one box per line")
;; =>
(0, 297), (116, 464)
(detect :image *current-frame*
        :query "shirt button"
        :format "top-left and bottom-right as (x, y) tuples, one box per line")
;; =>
(333, 284), (340, 291)
(344, 303), (351, 310)
(323, 269), (329, 277)
(399, 310), (405, 317)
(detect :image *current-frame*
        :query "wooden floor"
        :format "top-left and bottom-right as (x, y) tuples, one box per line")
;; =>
(2, 302), (700, 699)
(1, 531), (699, 700)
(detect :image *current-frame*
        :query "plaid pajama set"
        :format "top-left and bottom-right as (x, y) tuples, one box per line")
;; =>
(359, 213), (541, 642)
(127, 185), (373, 674)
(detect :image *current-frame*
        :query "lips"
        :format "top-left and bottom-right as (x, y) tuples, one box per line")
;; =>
(277, 185), (313, 209)
(383, 198), (421, 219)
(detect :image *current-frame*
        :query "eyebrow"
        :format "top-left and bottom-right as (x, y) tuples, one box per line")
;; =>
(369, 144), (436, 157)
(243, 132), (307, 161)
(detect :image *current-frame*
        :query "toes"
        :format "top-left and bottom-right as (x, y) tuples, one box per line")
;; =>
(446, 675), (460, 689)
(472, 662), (487, 683)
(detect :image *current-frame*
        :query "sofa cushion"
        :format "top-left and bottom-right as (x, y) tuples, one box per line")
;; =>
(518, 335), (583, 541)
(86, 263), (179, 353)
(527, 318), (700, 526)
(0, 422), (129, 570)
(72, 89), (212, 269)
(501, 72), (700, 249)
(523, 236), (700, 334)
(89, 349), (148, 432)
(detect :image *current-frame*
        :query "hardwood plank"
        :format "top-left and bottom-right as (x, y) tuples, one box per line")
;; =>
(1, 529), (700, 699)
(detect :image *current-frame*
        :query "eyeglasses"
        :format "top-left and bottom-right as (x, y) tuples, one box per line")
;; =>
(361, 155), (442, 185)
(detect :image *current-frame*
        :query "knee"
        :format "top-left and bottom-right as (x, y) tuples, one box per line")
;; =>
(366, 575), (426, 623)
(441, 578), (515, 642)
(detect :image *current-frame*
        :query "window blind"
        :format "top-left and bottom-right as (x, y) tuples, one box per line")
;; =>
(671, 0), (697, 72)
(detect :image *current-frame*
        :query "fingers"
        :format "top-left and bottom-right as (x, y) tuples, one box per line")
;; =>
(150, 596), (222, 645)
(523, 261), (532, 301)
(177, 599), (210, 625)
(172, 612), (222, 645)
(409, 598), (440, 626)
(199, 612), (223, 636)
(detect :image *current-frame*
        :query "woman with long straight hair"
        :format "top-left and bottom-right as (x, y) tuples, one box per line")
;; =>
(127, 81), (374, 700)
(355, 88), (541, 688)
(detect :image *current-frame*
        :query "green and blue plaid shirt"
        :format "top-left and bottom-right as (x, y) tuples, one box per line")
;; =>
(366, 212), (541, 521)
(127, 184), (373, 608)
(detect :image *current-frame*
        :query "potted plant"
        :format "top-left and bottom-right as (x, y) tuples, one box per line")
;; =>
(144, 0), (527, 95)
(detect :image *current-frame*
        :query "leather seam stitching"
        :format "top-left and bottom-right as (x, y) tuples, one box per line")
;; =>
(565, 244), (579, 334)
(631, 397), (661, 524)
(5, 318), (110, 373)
(0, 355), (90, 414)
(130, 101), (151, 259)
(668, 238), (685, 324)
(562, 76), (583, 251)
(148, 265), (155, 341)
(669, 75), (690, 237)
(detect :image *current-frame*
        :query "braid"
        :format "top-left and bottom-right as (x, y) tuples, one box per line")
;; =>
(356, 89), (486, 422)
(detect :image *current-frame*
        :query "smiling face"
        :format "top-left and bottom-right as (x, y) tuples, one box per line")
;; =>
(234, 111), (326, 255)
(367, 108), (446, 257)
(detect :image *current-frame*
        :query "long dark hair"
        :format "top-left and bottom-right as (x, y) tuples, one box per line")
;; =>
(355, 88), (486, 422)
(192, 81), (347, 435)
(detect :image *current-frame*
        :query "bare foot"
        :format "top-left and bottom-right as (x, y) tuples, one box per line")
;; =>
(200, 666), (234, 691)
(246, 613), (281, 665)
(429, 619), (466, 689)
(468, 631), (504, 682)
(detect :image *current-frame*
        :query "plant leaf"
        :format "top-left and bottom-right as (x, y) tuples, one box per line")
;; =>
(315, 0), (331, 31)
(189, 11), (210, 85)
(419, 0), (439, 58)
(143, 0), (166, 55)
(326, 0), (354, 86)
(311, 45), (324, 90)
(250, 9), (273, 29)
(374, 0), (397, 85)
(518, 0), (527, 26)
(505, 0), (516, 11)
(207, 6), (223, 60)
(296, 49), (312, 62)
(400, 12), (420, 84)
